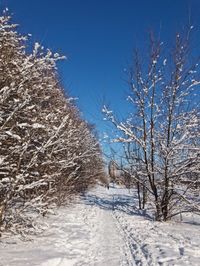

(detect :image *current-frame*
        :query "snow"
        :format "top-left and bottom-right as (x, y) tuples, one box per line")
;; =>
(0, 185), (200, 266)
(163, 59), (167, 66)
(5, 131), (21, 140)
(32, 123), (45, 129)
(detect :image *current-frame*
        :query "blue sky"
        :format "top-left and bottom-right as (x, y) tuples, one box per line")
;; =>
(1, 0), (200, 146)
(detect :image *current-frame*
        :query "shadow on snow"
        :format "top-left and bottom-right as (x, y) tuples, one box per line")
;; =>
(82, 188), (152, 220)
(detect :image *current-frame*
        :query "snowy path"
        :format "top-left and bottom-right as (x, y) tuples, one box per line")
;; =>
(0, 187), (132, 266)
(0, 185), (200, 266)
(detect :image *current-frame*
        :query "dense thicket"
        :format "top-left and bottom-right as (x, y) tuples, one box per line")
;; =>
(0, 13), (104, 233)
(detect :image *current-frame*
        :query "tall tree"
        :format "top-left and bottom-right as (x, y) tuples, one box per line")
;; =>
(103, 29), (200, 221)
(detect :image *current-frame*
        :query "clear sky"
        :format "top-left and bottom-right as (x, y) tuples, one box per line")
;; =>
(1, 0), (200, 144)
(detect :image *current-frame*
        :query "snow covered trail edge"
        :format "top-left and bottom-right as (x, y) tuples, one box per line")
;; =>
(0, 185), (200, 266)
(0, 186), (132, 266)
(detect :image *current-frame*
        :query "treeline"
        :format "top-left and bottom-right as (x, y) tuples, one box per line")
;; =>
(0, 12), (104, 233)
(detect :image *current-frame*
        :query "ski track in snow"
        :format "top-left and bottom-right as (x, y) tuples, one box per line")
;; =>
(0, 187), (132, 266)
(108, 186), (200, 266)
(0, 185), (200, 266)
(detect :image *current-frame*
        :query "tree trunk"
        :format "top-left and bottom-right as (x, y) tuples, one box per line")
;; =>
(136, 181), (142, 209)
(142, 184), (147, 209)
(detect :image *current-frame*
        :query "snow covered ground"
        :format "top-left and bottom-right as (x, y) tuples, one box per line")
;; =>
(0, 185), (200, 266)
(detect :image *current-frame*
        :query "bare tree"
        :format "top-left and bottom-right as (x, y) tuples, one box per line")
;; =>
(103, 29), (200, 221)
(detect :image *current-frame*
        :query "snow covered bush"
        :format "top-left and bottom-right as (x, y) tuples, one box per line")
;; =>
(0, 12), (104, 233)
(103, 30), (200, 221)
